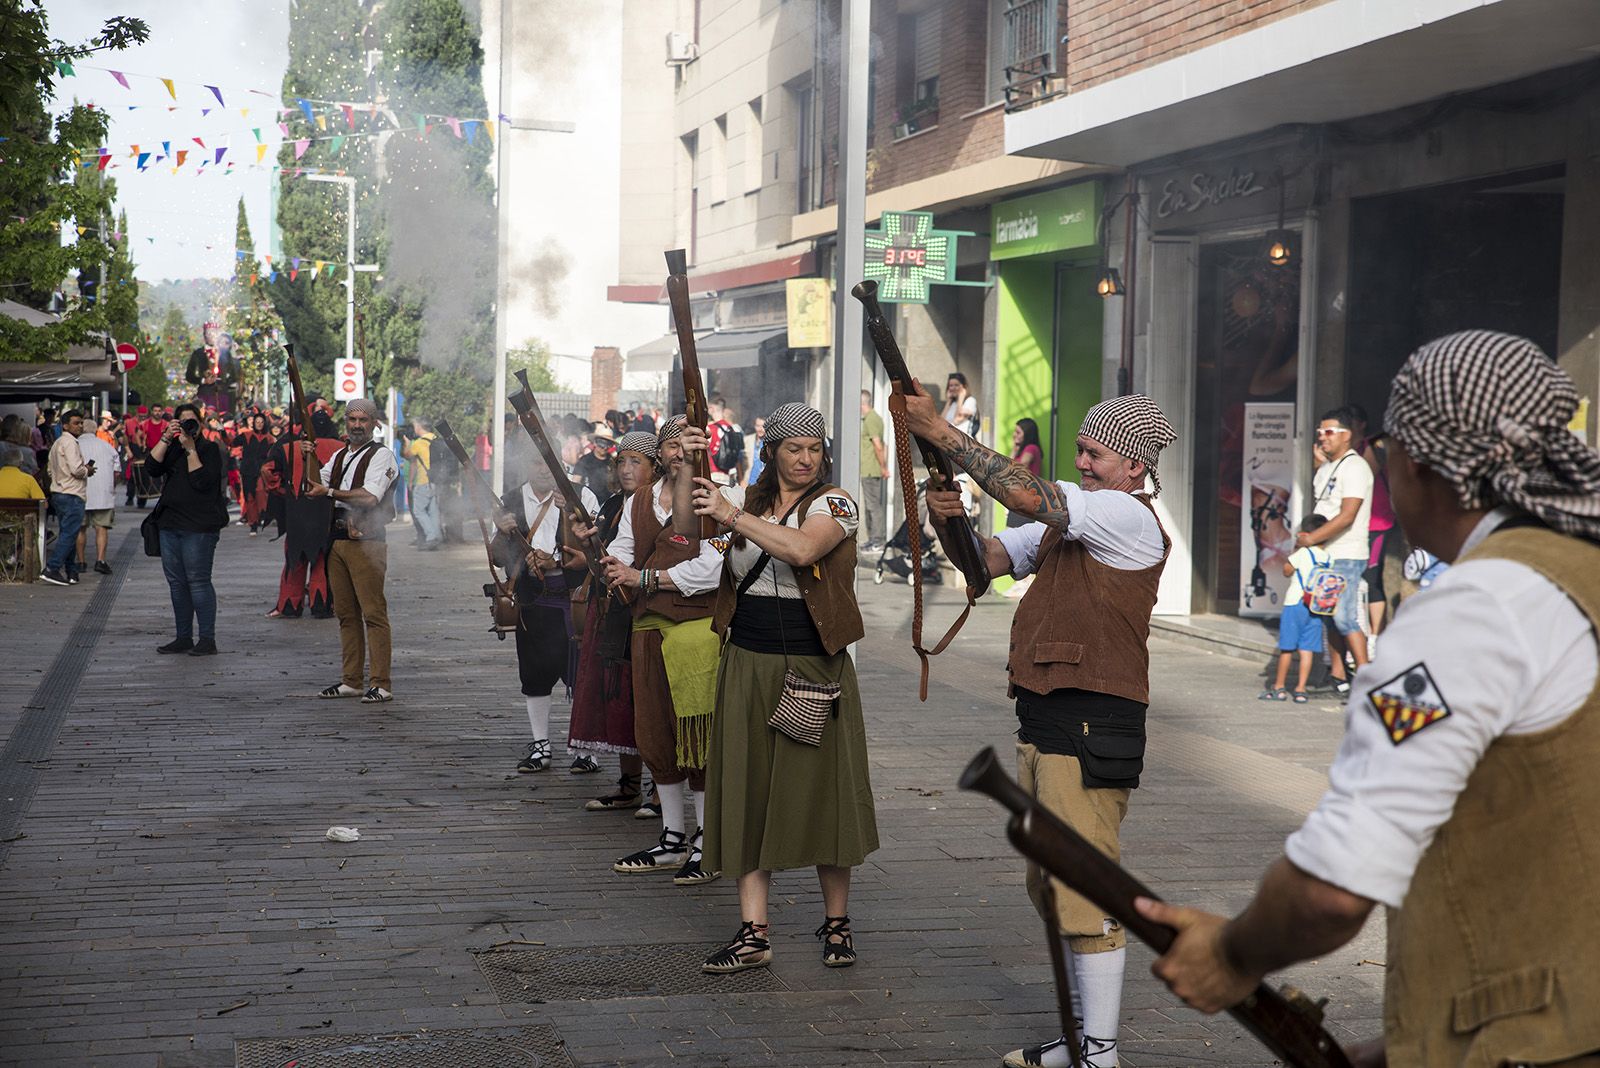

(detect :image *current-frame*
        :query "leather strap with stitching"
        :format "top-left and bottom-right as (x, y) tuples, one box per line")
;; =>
(888, 384), (974, 702)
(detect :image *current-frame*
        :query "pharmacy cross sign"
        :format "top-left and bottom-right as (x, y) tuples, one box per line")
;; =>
(862, 211), (976, 304)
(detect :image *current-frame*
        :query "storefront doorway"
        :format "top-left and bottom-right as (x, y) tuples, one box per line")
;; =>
(1191, 235), (1303, 616)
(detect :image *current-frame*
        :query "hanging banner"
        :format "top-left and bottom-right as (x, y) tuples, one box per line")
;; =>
(785, 278), (831, 348)
(1239, 402), (1298, 618)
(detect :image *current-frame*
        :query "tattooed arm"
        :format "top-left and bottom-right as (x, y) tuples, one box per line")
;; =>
(901, 381), (1073, 530)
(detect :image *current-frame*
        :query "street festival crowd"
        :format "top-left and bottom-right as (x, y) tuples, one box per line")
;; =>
(3, 325), (1600, 1066)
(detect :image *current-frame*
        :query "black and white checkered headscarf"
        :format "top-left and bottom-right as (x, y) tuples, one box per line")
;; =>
(656, 415), (687, 445)
(1386, 330), (1600, 540)
(764, 403), (827, 442)
(615, 431), (658, 459)
(1078, 394), (1177, 496)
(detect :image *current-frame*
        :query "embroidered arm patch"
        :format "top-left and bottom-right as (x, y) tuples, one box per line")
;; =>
(826, 495), (856, 519)
(709, 534), (731, 554)
(1367, 662), (1452, 745)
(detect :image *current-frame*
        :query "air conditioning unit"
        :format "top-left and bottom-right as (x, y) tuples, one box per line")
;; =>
(666, 31), (698, 65)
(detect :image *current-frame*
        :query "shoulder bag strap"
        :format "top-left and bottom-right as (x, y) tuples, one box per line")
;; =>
(733, 482), (827, 598)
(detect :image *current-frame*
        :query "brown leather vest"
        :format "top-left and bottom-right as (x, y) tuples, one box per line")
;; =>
(1007, 494), (1169, 704)
(1384, 525), (1600, 1066)
(630, 485), (713, 622)
(710, 484), (865, 656)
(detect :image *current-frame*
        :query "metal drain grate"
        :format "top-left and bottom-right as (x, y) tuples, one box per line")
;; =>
(473, 943), (788, 1001)
(235, 1025), (571, 1068)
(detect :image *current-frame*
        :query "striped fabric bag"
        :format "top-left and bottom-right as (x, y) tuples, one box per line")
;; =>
(768, 670), (840, 747)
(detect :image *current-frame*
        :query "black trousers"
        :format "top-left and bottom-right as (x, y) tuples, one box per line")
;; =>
(515, 603), (571, 698)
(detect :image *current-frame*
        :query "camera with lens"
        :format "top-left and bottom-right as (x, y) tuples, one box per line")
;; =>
(180, 417), (203, 440)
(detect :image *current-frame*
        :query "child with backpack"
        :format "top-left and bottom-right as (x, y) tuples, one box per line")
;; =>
(1261, 513), (1337, 704)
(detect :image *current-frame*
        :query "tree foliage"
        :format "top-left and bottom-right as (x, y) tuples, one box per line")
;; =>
(270, 0), (521, 433)
(0, 4), (148, 362)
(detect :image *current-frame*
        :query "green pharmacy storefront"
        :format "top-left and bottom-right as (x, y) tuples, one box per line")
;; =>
(990, 180), (1105, 529)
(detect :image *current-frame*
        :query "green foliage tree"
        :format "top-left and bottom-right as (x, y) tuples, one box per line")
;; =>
(0, 6), (148, 361)
(508, 339), (559, 394)
(226, 197), (286, 404)
(271, 0), (498, 435)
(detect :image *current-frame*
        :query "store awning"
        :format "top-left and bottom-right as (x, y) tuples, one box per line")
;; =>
(0, 366), (101, 400)
(626, 331), (706, 375)
(695, 326), (787, 371)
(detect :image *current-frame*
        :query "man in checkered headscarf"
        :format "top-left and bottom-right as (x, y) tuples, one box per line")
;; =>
(901, 382), (1174, 1068)
(1137, 331), (1600, 1061)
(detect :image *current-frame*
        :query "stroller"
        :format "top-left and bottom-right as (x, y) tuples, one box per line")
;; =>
(872, 480), (973, 586)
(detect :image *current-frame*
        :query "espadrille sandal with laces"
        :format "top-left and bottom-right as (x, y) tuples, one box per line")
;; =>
(702, 921), (771, 974)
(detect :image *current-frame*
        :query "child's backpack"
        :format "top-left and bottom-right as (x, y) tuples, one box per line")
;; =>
(1299, 548), (1347, 616)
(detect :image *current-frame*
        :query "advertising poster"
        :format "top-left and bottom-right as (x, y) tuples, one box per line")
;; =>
(1239, 402), (1298, 618)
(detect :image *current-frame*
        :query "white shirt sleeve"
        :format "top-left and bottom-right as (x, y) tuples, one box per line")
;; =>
(991, 483), (1165, 575)
(1284, 558), (1598, 907)
(665, 533), (729, 595)
(608, 492), (636, 563)
(360, 448), (398, 499)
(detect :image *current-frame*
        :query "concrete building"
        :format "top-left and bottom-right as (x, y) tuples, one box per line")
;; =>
(1006, 0), (1600, 621)
(609, 0), (1111, 542)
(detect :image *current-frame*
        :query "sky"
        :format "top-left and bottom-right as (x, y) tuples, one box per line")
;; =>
(46, 0), (661, 388)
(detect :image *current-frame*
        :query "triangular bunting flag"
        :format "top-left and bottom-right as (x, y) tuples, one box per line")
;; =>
(56, 60), (74, 77)
(176, 149), (187, 167)
(463, 120), (478, 144)
(201, 108), (210, 116)
(136, 152), (151, 169)
(290, 268), (298, 281)
(110, 71), (130, 89)
(329, 135), (345, 154)
(341, 104), (354, 129)
(250, 273), (257, 284)
(161, 77), (176, 99)
(294, 139), (309, 160)
(256, 144), (267, 163)
(485, 120), (496, 141)
(207, 85), (224, 106)
(446, 117), (462, 138)
(96, 155), (110, 171)
(415, 114), (427, 133)
(292, 258), (301, 269)
(316, 114), (327, 131)
(251, 127), (261, 142)
(268, 271), (277, 283)
(76, 226), (86, 236)
(297, 98), (315, 123)
(193, 137), (206, 148)
(215, 147), (226, 164)
(278, 122), (289, 137)
(161, 140), (170, 156)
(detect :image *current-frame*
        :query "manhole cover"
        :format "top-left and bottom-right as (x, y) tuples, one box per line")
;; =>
(235, 1026), (571, 1068)
(473, 943), (788, 1001)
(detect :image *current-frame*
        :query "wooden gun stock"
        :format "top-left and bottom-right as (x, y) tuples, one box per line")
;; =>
(850, 280), (990, 599)
(283, 344), (320, 491)
(507, 373), (629, 604)
(664, 248), (715, 539)
(959, 747), (1353, 1068)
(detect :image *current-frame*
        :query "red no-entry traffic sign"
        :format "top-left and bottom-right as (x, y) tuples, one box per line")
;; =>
(114, 342), (139, 372)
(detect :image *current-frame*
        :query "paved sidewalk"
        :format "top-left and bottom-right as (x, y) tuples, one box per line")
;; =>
(0, 511), (1384, 1067)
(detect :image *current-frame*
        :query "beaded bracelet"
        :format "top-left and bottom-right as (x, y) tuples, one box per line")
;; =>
(724, 507), (743, 530)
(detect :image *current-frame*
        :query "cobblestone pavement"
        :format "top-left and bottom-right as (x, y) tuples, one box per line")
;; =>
(0, 508), (1385, 1067)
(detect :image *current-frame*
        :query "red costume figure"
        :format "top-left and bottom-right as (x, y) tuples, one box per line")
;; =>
(269, 413), (343, 618)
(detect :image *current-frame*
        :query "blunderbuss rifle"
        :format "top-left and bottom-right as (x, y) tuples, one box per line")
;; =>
(508, 370), (632, 606)
(436, 418), (521, 639)
(664, 247), (715, 539)
(960, 747), (1355, 1068)
(283, 343), (320, 492)
(852, 278), (991, 700)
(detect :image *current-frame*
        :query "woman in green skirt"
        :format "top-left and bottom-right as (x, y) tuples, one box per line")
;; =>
(678, 403), (879, 973)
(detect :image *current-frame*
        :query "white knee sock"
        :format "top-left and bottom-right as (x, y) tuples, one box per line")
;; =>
(691, 788), (705, 835)
(1071, 945), (1125, 1067)
(656, 781), (687, 840)
(525, 694), (550, 741)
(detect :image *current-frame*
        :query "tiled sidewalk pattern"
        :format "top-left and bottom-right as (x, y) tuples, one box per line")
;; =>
(0, 512), (1384, 1066)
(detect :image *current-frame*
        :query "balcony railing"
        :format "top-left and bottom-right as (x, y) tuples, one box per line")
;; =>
(1003, 0), (1062, 112)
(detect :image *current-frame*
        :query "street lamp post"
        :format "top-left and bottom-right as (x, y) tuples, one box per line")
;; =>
(306, 173), (381, 396)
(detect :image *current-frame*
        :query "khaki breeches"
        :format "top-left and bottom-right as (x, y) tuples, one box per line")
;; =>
(1016, 740), (1130, 953)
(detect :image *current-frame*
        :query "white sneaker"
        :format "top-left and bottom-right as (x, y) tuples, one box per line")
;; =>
(360, 686), (393, 703)
(318, 683), (362, 699)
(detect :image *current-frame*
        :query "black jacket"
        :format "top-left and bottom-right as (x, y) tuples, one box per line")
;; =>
(148, 439), (228, 533)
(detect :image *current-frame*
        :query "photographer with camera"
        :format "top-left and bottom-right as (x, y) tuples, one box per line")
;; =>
(147, 402), (229, 655)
